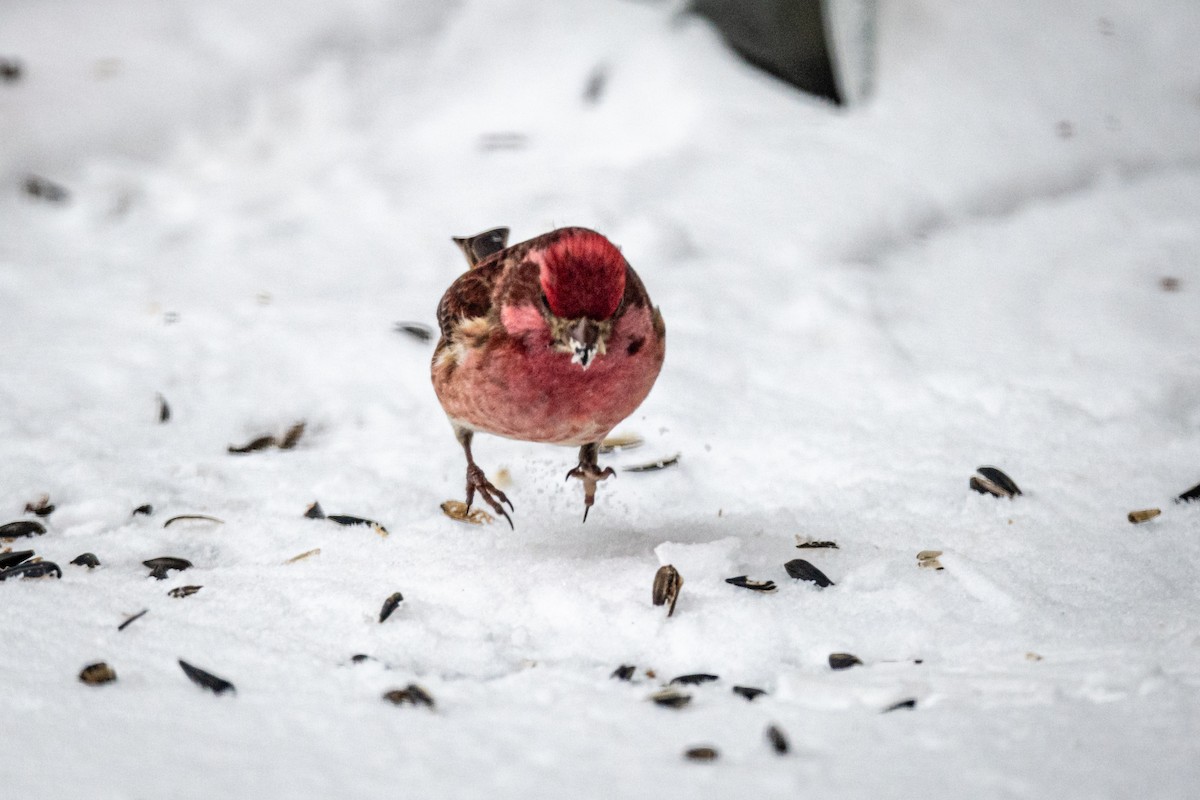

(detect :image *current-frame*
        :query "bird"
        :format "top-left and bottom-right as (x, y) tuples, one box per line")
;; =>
(431, 226), (666, 526)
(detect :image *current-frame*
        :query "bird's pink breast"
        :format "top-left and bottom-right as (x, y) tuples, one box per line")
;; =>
(436, 304), (664, 446)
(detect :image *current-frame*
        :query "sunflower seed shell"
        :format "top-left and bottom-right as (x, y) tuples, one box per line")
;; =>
(379, 592), (404, 623)
(0, 520), (46, 539)
(179, 659), (236, 695)
(684, 746), (718, 761)
(652, 565), (683, 616)
(783, 559), (834, 587)
(766, 724), (789, 754)
(382, 684), (435, 708)
(79, 662), (118, 685)
(829, 652), (862, 670)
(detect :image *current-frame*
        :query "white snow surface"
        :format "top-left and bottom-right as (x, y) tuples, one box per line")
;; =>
(3, 1), (1200, 797)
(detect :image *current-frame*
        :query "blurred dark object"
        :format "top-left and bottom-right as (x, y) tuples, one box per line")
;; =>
(393, 321), (434, 342)
(23, 175), (70, 203)
(583, 64), (608, 104)
(0, 57), (21, 83)
(692, 0), (877, 105)
(479, 133), (527, 152)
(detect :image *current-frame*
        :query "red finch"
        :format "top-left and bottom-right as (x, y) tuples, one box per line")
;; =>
(432, 226), (666, 525)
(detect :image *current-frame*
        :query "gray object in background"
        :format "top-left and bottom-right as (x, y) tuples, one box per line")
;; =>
(692, 0), (878, 105)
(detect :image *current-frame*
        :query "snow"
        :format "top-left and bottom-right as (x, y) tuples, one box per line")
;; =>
(3, 0), (1200, 797)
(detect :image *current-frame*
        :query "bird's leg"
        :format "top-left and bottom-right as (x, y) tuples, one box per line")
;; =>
(565, 441), (616, 522)
(456, 426), (514, 528)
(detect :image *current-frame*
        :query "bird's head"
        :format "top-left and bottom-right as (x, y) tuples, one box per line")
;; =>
(537, 228), (626, 369)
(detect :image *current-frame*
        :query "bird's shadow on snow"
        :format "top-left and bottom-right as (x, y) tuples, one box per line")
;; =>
(508, 506), (805, 562)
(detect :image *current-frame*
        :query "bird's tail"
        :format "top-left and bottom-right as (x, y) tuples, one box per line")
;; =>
(452, 227), (509, 268)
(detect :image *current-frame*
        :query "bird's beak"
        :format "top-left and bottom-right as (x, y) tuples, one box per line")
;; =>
(568, 318), (603, 370)
(570, 339), (596, 369)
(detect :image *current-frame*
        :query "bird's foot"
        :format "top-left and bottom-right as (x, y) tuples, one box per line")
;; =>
(466, 463), (514, 529)
(565, 463), (616, 522)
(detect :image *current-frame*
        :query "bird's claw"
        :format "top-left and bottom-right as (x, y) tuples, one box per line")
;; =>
(466, 464), (514, 529)
(565, 464), (615, 522)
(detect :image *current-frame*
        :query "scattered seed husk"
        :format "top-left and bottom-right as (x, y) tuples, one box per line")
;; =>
(829, 653), (862, 671)
(328, 515), (389, 537)
(970, 466), (1022, 498)
(0, 550), (34, 569)
(795, 537), (839, 549)
(599, 432), (644, 454)
(1026, 652), (1044, 662)
(611, 664), (636, 681)
(393, 321), (434, 342)
(684, 746), (718, 762)
(440, 500), (493, 525)
(277, 421), (306, 450)
(162, 514), (223, 528)
(132, 504), (153, 516)
(649, 687), (691, 708)
(977, 467), (1020, 492)
(732, 686), (767, 701)
(117, 609), (148, 631)
(143, 556), (192, 580)
(156, 393), (170, 423)
(284, 548), (321, 564)
(1176, 481), (1200, 504)
(725, 575), (776, 592)
(492, 468), (513, 489)
(1128, 508), (1161, 524)
(882, 698), (917, 713)
(0, 560), (61, 580)
(623, 453), (681, 473)
(304, 501), (326, 519)
(379, 592), (404, 623)
(24, 494), (54, 517)
(382, 684), (434, 708)
(783, 559), (834, 587)
(169, 585), (202, 598)
(227, 434), (276, 454)
(652, 564), (683, 616)
(24, 174), (69, 202)
(179, 659), (236, 695)
(917, 550), (945, 570)
(969, 476), (1006, 497)
(79, 662), (117, 685)
(0, 520), (46, 539)
(70, 552), (100, 568)
(670, 673), (719, 686)
(766, 724), (790, 754)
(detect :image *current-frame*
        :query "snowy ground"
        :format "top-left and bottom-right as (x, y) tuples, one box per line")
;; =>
(3, 1), (1200, 797)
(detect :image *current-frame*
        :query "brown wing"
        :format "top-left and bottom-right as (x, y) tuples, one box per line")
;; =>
(436, 260), (504, 340)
